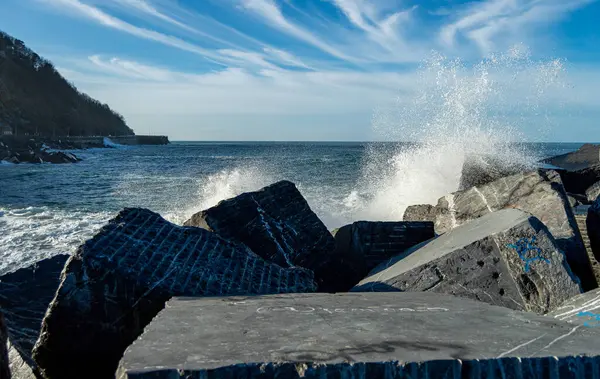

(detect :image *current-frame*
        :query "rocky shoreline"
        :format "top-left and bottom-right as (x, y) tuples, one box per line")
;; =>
(2, 144), (600, 378)
(0, 136), (82, 164)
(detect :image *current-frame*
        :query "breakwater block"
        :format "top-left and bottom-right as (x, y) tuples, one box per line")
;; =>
(0, 313), (9, 379)
(403, 204), (436, 222)
(184, 181), (339, 291)
(117, 293), (600, 379)
(588, 198), (600, 264)
(549, 288), (600, 327)
(32, 208), (316, 379)
(353, 209), (581, 314)
(333, 221), (434, 286)
(435, 170), (597, 291)
(0, 254), (69, 375)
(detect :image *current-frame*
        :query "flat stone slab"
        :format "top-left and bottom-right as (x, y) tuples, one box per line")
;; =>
(117, 293), (600, 379)
(549, 289), (600, 327)
(184, 181), (337, 291)
(434, 170), (597, 291)
(353, 209), (581, 315)
(32, 208), (316, 379)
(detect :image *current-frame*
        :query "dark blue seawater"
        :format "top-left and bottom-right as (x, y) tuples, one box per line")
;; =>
(0, 141), (587, 273)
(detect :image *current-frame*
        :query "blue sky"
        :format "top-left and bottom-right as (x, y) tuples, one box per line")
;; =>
(0, 0), (599, 141)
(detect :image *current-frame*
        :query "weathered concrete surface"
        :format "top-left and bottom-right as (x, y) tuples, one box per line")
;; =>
(549, 288), (600, 327)
(184, 181), (338, 291)
(434, 170), (597, 291)
(117, 293), (600, 379)
(586, 182), (600, 203)
(353, 209), (581, 314)
(333, 221), (434, 288)
(403, 204), (436, 222)
(32, 208), (316, 379)
(0, 313), (10, 379)
(0, 255), (68, 372)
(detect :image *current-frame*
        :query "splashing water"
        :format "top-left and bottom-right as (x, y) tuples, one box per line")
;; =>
(342, 48), (567, 221)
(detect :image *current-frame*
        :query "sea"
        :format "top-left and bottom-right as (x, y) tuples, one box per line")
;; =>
(0, 141), (587, 274)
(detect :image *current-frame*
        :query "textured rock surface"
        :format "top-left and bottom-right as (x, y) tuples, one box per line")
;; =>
(588, 199), (600, 265)
(353, 209), (581, 314)
(434, 170), (597, 291)
(549, 288), (600, 327)
(403, 204), (436, 222)
(8, 341), (36, 379)
(459, 155), (529, 191)
(117, 293), (600, 379)
(184, 181), (337, 291)
(586, 182), (600, 203)
(0, 313), (10, 379)
(544, 144), (600, 172)
(32, 208), (316, 379)
(0, 254), (69, 372)
(333, 221), (434, 288)
(560, 165), (600, 195)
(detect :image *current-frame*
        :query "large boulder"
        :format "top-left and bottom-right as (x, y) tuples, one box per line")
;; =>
(117, 293), (600, 379)
(402, 204), (435, 222)
(543, 144), (600, 195)
(332, 221), (434, 288)
(458, 154), (529, 190)
(434, 170), (597, 291)
(184, 181), (338, 291)
(586, 181), (600, 203)
(588, 198), (600, 264)
(0, 254), (69, 378)
(0, 313), (9, 379)
(353, 209), (581, 315)
(32, 208), (316, 379)
(548, 288), (600, 327)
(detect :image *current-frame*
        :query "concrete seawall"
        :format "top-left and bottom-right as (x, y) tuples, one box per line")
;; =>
(63, 135), (169, 146)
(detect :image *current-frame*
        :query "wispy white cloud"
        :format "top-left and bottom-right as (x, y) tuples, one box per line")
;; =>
(440, 0), (595, 54)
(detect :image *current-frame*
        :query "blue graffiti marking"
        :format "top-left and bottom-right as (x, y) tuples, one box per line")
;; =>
(506, 236), (551, 273)
(576, 311), (600, 327)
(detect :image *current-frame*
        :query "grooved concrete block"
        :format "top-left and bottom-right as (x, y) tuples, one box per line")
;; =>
(0, 313), (10, 379)
(403, 204), (436, 222)
(184, 181), (337, 291)
(434, 170), (597, 291)
(549, 288), (600, 327)
(333, 221), (434, 288)
(117, 293), (600, 379)
(0, 254), (68, 378)
(353, 209), (581, 315)
(32, 208), (316, 379)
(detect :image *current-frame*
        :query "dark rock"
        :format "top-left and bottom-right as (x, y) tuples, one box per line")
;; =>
(0, 313), (10, 379)
(559, 165), (600, 195)
(184, 181), (337, 292)
(459, 154), (529, 190)
(117, 293), (600, 379)
(332, 221), (434, 288)
(548, 288), (600, 327)
(434, 170), (597, 291)
(353, 209), (581, 314)
(586, 182), (600, 203)
(587, 198), (600, 264)
(403, 204), (436, 222)
(569, 192), (589, 207)
(0, 255), (69, 379)
(543, 143), (600, 171)
(32, 208), (316, 379)
(0, 136), (80, 164)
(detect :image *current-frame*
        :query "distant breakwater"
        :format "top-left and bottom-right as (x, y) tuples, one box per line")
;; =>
(62, 135), (170, 146)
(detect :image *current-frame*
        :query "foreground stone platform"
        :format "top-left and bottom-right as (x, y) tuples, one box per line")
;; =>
(353, 209), (581, 315)
(118, 293), (600, 379)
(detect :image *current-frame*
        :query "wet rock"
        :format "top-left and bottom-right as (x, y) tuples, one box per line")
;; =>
(353, 209), (581, 315)
(184, 181), (337, 291)
(403, 204), (436, 222)
(117, 293), (600, 379)
(333, 221), (434, 289)
(548, 288), (600, 327)
(586, 182), (600, 203)
(459, 155), (529, 190)
(0, 313), (9, 379)
(434, 170), (597, 291)
(32, 208), (316, 379)
(0, 255), (69, 379)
